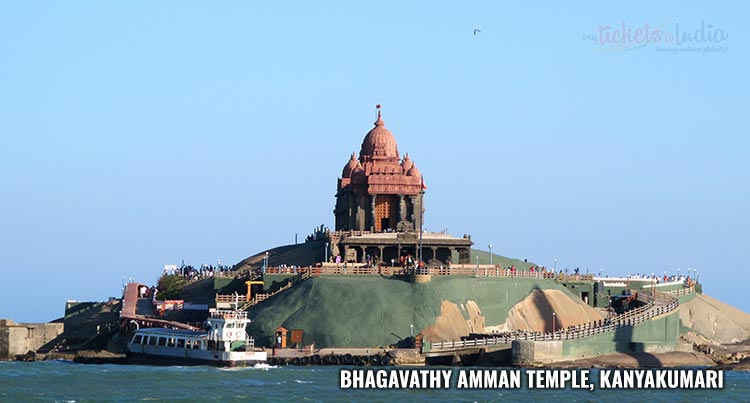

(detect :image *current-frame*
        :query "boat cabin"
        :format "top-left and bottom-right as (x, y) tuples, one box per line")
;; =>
(129, 309), (254, 353)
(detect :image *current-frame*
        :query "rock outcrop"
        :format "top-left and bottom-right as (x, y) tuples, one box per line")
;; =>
(680, 293), (750, 345)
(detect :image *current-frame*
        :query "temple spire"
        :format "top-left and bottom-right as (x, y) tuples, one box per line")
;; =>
(375, 104), (383, 126)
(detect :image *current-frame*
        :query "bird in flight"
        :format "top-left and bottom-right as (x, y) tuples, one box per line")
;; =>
(473, 29), (482, 35)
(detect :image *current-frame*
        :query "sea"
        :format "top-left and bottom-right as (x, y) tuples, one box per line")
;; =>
(1, 361), (747, 402)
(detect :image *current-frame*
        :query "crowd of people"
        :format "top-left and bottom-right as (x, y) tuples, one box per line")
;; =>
(163, 263), (233, 281)
(603, 272), (694, 284)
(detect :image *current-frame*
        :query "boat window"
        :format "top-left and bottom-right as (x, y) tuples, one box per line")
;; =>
(148, 336), (158, 346)
(158, 337), (167, 346)
(226, 323), (235, 328)
(167, 338), (176, 347)
(194, 341), (201, 349)
(177, 339), (185, 348)
(132, 335), (143, 344)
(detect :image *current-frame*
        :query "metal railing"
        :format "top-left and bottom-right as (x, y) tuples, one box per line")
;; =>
(229, 264), (602, 280)
(215, 294), (247, 305)
(264, 265), (561, 279)
(430, 287), (690, 351)
(210, 310), (248, 320)
(663, 285), (695, 297)
(233, 270), (313, 311)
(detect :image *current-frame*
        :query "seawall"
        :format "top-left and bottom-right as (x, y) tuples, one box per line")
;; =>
(0, 319), (64, 359)
(511, 310), (685, 365)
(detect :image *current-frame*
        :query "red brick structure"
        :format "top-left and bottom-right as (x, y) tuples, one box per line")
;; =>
(335, 109), (424, 232)
(330, 108), (472, 266)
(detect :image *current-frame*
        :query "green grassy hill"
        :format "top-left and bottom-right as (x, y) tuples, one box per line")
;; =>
(233, 240), (326, 276)
(468, 248), (537, 269)
(233, 242), (553, 348)
(176, 277), (247, 305)
(246, 276), (574, 348)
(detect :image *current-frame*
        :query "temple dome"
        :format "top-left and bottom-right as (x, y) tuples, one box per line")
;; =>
(342, 153), (359, 178)
(406, 165), (421, 177)
(360, 111), (399, 161)
(401, 154), (413, 172)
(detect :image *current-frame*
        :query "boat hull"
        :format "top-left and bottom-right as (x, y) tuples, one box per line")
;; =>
(128, 352), (266, 367)
(127, 343), (267, 367)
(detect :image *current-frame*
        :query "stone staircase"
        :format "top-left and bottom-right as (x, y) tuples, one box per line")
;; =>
(239, 269), (312, 310)
(215, 269), (314, 311)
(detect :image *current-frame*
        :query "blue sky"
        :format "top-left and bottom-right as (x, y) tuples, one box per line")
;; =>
(1, 2), (747, 322)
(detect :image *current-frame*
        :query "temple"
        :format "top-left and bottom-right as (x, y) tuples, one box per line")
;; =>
(329, 107), (473, 265)
(334, 109), (424, 233)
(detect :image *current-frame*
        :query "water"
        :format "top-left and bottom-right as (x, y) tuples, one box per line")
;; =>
(1, 361), (747, 402)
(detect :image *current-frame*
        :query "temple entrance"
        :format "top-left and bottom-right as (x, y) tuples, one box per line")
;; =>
(380, 218), (389, 231)
(374, 195), (398, 232)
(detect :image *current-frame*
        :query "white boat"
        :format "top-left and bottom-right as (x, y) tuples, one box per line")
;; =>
(127, 309), (267, 367)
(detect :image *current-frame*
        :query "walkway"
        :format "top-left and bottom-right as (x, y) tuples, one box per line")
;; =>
(120, 282), (200, 333)
(215, 269), (314, 311)
(263, 264), (564, 279)
(429, 285), (694, 351)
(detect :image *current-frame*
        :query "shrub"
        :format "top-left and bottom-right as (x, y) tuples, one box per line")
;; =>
(156, 275), (187, 300)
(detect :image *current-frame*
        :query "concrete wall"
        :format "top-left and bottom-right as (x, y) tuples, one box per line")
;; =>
(0, 320), (64, 359)
(64, 301), (101, 320)
(556, 280), (594, 306)
(512, 310), (681, 365)
(679, 292), (697, 304)
(512, 340), (564, 366)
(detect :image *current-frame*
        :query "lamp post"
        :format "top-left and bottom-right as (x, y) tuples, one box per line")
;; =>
(325, 242), (329, 263)
(418, 175), (425, 273)
(677, 268), (681, 279)
(488, 244), (493, 266)
(263, 252), (269, 274)
(552, 312), (556, 335)
(476, 255), (480, 269)
(688, 267), (692, 279)
(554, 259), (557, 272)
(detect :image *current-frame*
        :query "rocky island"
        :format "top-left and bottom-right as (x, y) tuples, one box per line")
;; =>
(3, 108), (749, 370)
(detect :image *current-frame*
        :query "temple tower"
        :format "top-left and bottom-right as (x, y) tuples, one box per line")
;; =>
(334, 109), (425, 233)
